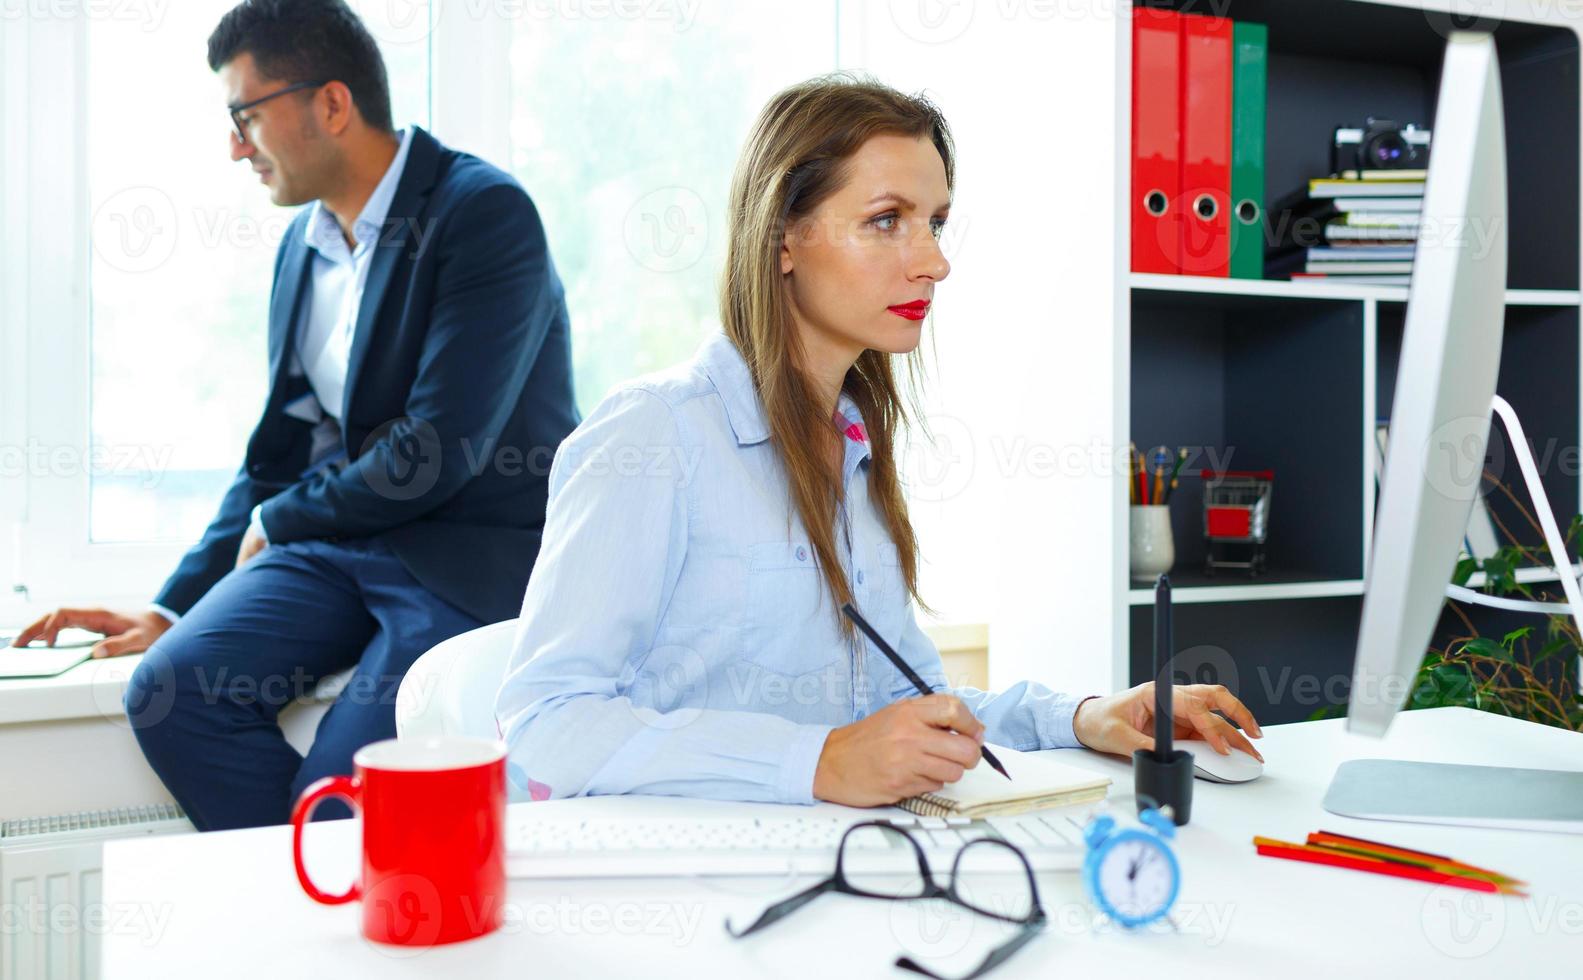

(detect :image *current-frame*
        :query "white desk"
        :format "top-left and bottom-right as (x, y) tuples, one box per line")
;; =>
(101, 708), (1580, 978)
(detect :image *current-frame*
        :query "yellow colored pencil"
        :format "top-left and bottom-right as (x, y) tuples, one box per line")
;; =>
(1129, 443), (1138, 504)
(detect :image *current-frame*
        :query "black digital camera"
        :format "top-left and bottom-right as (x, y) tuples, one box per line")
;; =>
(1331, 118), (1431, 175)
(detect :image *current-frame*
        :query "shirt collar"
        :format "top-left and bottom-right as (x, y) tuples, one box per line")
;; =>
(697, 331), (872, 464)
(833, 394), (866, 445)
(698, 332), (769, 445)
(302, 128), (412, 255)
(834, 392), (871, 469)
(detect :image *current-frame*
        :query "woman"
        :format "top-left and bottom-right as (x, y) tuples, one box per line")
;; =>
(495, 74), (1263, 806)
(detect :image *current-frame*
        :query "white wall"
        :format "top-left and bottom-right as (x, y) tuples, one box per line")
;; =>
(845, 0), (1128, 694)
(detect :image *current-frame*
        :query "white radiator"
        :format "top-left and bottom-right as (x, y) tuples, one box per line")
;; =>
(1, 804), (193, 980)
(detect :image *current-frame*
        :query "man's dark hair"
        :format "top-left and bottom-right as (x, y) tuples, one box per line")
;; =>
(208, 0), (394, 133)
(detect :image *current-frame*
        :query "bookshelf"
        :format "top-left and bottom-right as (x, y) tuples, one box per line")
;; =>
(1117, 1), (1582, 723)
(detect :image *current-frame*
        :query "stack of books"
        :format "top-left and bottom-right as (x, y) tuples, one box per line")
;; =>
(1265, 169), (1425, 285)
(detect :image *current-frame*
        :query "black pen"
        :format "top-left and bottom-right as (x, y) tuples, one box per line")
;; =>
(1155, 574), (1172, 759)
(840, 603), (1011, 781)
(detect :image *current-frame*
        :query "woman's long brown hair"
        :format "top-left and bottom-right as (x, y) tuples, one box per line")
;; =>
(720, 73), (953, 638)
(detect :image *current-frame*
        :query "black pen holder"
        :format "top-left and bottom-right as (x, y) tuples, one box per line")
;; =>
(1133, 748), (1195, 826)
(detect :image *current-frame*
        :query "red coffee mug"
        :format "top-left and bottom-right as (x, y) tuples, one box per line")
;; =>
(291, 735), (508, 946)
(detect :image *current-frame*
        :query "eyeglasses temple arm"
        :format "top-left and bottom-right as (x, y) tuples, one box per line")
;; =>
(894, 917), (1045, 980)
(723, 876), (837, 939)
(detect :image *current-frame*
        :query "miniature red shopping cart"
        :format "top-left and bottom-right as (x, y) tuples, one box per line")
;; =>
(1201, 469), (1273, 577)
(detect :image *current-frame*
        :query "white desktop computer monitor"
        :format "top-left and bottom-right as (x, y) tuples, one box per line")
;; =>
(1324, 32), (1583, 832)
(1347, 31), (1508, 737)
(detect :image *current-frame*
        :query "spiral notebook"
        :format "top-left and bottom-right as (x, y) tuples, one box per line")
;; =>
(899, 745), (1112, 819)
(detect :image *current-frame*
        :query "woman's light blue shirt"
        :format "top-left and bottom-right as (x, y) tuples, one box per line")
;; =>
(495, 332), (1089, 803)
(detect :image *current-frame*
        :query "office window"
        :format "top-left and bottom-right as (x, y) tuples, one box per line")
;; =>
(507, 3), (839, 412)
(85, 1), (431, 543)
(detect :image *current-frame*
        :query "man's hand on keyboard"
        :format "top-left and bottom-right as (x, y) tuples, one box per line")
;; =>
(811, 693), (985, 807)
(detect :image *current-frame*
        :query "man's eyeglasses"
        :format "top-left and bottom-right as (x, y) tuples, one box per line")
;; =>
(228, 81), (328, 144)
(725, 820), (1048, 980)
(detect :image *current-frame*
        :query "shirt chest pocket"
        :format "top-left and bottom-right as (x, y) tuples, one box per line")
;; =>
(872, 542), (905, 598)
(858, 542), (910, 663)
(744, 541), (843, 675)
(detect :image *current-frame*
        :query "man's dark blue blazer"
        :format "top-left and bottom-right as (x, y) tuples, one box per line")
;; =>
(154, 127), (579, 625)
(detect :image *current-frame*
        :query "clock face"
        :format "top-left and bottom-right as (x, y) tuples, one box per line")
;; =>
(1095, 835), (1177, 923)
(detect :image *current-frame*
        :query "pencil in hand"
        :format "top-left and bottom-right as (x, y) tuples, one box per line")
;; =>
(840, 603), (1011, 780)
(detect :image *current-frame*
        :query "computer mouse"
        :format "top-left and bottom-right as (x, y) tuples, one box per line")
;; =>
(1184, 741), (1265, 783)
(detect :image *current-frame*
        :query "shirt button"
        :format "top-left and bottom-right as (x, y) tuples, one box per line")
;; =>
(795, 546), (808, 561)
(857, 570), (865, 584)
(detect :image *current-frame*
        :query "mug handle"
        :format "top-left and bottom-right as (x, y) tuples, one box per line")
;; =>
(291, 775), (363, 905)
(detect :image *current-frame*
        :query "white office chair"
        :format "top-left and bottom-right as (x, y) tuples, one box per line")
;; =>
(394, 619), (520, 740)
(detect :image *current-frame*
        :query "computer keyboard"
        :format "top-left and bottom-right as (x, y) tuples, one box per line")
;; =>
(506, 811), (1088, 878)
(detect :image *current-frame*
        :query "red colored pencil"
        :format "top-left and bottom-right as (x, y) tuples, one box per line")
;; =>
(1252, 838), (1522, 895)
(1308, 831), (1523, 886)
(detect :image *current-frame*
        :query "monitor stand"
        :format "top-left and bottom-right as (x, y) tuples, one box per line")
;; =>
(1323, 759), (1583, 834)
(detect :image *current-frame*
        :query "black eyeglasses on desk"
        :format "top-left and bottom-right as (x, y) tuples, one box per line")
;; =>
(725, 820), (1048, 980)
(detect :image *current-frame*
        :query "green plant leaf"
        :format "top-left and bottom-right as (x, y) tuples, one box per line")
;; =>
(1463, 637), (1514, 662)
(1535, 637), (1570, 665)
(1408, 673), (1439, 709)
(1432, 664), (1475, 703)
(1480, 554), (1510, 583)
(1419, 491), (1583, 731)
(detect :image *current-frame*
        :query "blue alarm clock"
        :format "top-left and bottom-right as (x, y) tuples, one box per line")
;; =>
(1081, 807), (1182, 928)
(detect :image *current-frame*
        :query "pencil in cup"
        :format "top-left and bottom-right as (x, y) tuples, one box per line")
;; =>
(1132, 447), (1190, 507)
(1129, 442), (1139, 505)
(1150, 446), (1173, 504)
(1164, 448), (1188, 504)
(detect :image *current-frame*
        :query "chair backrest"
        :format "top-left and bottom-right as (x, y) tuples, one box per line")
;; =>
(395, 619), (520, 741)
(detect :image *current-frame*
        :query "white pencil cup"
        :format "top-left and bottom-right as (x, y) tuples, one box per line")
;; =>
(1130, 505), (1175, 582)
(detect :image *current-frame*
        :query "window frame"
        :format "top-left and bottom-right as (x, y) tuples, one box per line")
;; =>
(0, 8), (459, 612)
(1, 12), (171, 612)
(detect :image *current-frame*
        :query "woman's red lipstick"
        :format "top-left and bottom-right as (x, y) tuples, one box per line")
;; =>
(888, 300), (931, 321)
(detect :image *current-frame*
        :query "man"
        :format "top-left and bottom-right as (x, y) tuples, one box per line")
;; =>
(12, 0), (579, 831)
